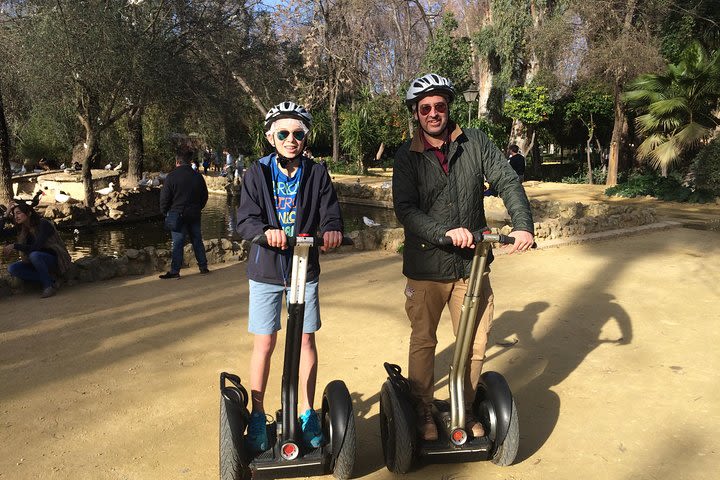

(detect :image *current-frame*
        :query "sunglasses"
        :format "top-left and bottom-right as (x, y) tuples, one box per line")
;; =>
(275, 130), (307, 141)
(418, 102), (448, 116)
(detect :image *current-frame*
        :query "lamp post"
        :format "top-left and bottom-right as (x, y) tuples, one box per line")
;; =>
(462, 84), (479, 125)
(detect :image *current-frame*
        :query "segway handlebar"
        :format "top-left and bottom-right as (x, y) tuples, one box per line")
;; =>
(252, 234), (354, 247)
(437, 230), (537, 248)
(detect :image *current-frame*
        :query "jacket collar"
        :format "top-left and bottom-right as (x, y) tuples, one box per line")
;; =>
(409, 121), (463, 153)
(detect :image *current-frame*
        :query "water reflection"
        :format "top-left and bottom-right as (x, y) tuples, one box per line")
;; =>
(57, 195), (399, 259)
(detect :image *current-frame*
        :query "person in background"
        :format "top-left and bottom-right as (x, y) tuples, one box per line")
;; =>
(393, 73), (534, 442)
(1, 201), (72, 298)
(158, 145), (210, 279)
(236, 101), (343, 453)
(507, 144), (526, 183)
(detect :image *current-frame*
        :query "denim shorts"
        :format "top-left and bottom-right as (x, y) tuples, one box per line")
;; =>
(248, 279), (321, 334)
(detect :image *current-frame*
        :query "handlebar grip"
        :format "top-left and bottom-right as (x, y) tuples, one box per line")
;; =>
(251, 234), (353, 247)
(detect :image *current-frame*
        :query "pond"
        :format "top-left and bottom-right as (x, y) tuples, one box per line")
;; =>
(58, 195), (400, 259)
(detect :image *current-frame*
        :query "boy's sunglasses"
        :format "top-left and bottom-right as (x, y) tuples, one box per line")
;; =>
(276, 130), (307, 141)
(418, 102), (448, 116)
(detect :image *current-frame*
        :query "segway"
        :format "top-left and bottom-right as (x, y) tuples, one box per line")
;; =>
(380, 231), (522, 473)
(220, 234), (356, 480)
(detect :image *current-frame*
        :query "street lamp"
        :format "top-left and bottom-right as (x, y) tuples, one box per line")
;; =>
(462, 84), (479, 125)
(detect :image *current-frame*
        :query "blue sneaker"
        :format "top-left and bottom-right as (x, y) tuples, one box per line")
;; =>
(246, 412), (269, 453)
(300, 409), (324, 448)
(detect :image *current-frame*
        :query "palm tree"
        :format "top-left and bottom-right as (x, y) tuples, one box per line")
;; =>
(623, 42), (720, 176)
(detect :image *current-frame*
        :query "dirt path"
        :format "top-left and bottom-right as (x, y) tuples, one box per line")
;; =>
(2, 223), (719, 480)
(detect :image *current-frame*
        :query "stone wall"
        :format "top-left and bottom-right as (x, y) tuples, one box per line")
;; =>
(0, 238), (250, 299)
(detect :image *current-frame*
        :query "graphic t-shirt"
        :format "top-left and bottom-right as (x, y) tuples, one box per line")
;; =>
(271, 158), (302, 236)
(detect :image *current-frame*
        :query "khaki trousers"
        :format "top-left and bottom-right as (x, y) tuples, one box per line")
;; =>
(404, 273), (494, 407)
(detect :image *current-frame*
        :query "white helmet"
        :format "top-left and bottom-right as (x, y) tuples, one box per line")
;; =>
(405, 73), (456, 110)
(264, 101), (312, 131)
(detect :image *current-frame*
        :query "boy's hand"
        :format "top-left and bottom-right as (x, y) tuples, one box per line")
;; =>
(265, 228), (288, 250)
(321, 230), (342, 252)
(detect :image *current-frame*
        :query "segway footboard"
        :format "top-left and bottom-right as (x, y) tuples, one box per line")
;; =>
(219, 372), (251, 480)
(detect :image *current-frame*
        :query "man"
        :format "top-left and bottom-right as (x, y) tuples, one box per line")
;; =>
(236, 101), (343, 453)
(508, 144), (526, 182)
(393, 73), (534, 441)
(158, 145), (210, 279)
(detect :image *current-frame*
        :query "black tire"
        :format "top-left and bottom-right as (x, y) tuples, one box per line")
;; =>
(491, 398), (519, 466)
(219, 396), (249, 480)
(331, 408), (356, 480)
(379, 382), (414, 474)
(323, 381), (356, 479)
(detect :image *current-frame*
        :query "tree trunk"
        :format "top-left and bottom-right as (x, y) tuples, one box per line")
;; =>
(0, 83), (12, 205)
(231, 71), (267, 116)
(606, 80), (623, 186)
(80, 128), (100, 208)
(127, 105), (144, 186)
(586, 136), (594, 185)
(330, 83), (340, 163)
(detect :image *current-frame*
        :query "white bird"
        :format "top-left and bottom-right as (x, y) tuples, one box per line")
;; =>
(60, 162), (67, 169)
(96, 182), (115, 195)
(113, 162), (122, 171)
(138, 173), (151, 187)
(150, 177), (160, 187)
(104, 162), (112, 170)
(381, 181), (392, 189)
(19, 165), (26, 174)
(55, 190), (71, 203)
(363, 216), (381, 227)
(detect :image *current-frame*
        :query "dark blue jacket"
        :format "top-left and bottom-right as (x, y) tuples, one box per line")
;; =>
(236, 154), (343, 285)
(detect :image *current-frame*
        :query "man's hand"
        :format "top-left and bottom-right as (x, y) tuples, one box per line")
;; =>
(445, 227), (475, 249)
(321, 230), (342, 252)
(2, 244), (15, 256)
(504, 230), (534, 254)
(264, 228), (288, 250)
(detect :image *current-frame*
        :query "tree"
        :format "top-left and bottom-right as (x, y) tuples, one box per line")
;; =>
(571, 0), (667, 186)
(565, 84), (613, 184)
(0, 82), (11, 205)
(504, 85), (553, 170)
(623, 42), (720, 176)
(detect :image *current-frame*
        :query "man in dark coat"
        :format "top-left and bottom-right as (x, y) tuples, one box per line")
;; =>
(393, 73), (534, 442)
(158, 145), (210, 279)
(508, 144), (526, 182)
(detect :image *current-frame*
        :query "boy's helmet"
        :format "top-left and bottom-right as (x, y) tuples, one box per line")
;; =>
(264, 101), (312, 131)
(405, 73), (456, 110)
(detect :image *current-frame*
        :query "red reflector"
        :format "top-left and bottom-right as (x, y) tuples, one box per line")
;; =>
(452, 430), (464, 441)
(282, 443), (297, 456)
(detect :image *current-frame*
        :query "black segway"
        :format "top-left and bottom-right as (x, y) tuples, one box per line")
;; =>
(220, 234), (356, 480)
(380, 231), (521, 473)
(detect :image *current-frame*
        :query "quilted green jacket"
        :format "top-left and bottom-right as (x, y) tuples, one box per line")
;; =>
(392, 123), (534, 281)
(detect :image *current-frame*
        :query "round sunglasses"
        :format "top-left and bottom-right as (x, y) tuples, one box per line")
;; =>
(418, 102), (448, 116)
(275, 130), (307, 141)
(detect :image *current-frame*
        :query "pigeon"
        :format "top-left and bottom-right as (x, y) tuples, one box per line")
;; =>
(113, 162), (122, 171)
(19, 165), (26, 175)
(138, 173), (151, 187)
(104, 163), (113, 170)
(96, 182), (115, 195)
(60, 163), (67, 169)
(363, 216), (381, 227)
(150, 177), (160, 187)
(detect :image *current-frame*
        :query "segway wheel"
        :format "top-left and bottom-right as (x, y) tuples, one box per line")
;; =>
(322, 380), (356, 480)
(379, 381), (414, 474)
(475, 372), (519, 466)
(490, 398), (519, 466)
(219, 389), (251, 480)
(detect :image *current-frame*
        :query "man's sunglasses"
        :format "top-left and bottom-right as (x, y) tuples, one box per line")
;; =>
(418, 102), (448, 116)
(276, 130), (307, 141)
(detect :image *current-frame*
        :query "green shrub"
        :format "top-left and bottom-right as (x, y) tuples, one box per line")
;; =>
(605, 172), (715, 203)
(561, 166), (608, 184)
(692, 138), (720, 195)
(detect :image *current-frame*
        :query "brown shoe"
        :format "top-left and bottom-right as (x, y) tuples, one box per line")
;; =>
(418, 406), (438, 441)
(466, 414), (485, 438)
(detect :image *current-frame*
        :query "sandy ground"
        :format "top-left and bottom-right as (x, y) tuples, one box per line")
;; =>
(2, 184), (720, 480)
